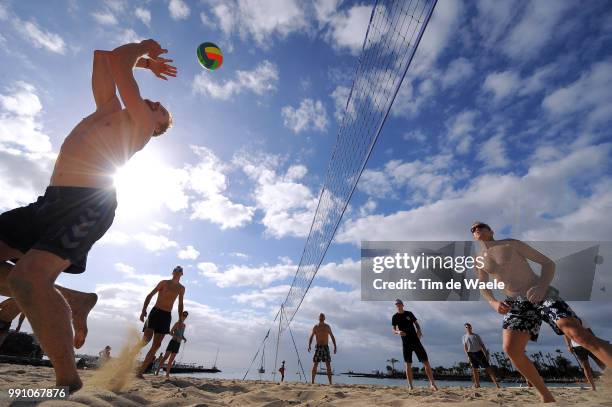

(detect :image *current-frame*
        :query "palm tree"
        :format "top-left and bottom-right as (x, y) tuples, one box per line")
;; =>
(386, 358), (399, 374)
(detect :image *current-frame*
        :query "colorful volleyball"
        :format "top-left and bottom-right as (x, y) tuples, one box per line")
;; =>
(197, 42), (223, 71)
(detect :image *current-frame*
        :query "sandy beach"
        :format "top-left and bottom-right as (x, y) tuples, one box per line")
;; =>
(0, 365), (610, 406)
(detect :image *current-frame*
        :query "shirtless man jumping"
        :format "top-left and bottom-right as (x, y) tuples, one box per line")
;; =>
(0, 39), (176, 391)
(138, 265), (185, 377)
(472, 221), (611, 403)
(308, 313), (337, 384)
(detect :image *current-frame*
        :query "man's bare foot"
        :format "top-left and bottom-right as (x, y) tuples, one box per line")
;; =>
(430, 383), (438, 391)
(70, 293), (98, 349)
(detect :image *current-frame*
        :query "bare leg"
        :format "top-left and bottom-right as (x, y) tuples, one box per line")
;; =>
(471, 367), (480, 388)
(1, 259), (97, 348)
(138, 333), (164, 375)
(325, 361), (332, 385)
(423, 361), (438, 390)
(557, 317), (611, 367)
(311, 362), (317, 384)
(579, 358), (596, 391)
(7, 250), (81, 391)
(485, 367), (501, 388)
(503, 329), (554, 403)
(156, 351), (171, 375)
(165, 353), (177, 378)
(405, 362), (414, 389)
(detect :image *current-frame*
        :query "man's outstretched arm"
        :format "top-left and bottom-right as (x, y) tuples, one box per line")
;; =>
(92, 50), (119, 110)
(109, 40), (165, 133)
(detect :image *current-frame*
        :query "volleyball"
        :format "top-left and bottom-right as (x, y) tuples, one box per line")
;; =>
(197, 42), (223, 71)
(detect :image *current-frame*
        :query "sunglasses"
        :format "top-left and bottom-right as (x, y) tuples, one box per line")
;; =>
(470, 224), (489, 233)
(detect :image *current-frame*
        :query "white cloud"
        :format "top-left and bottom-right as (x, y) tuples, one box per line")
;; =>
(117, 29), (143, 44)
(482, 71), (520, 103)
(100, 230), (178, 252)
(199, 258), (295, 288)
(215, 0), (307, 47)
(91, 10), (118, 25)
(330, 85), (351, 123)
(192, 60), (278, 100)
(503, 0), (572, 60)
(338, 143), (612, 244)
(323, 4), (371, 55)
(134, 7), (151, 26)
(104, 0), (126, 12)
(281, 99), (328, 134)
(0, 82), (55, 210)
(236, 151), (318, 238)
(14, 20), (66, 54)
(358, 169), (393, 197)
(477, 134), (509, 169)
(318, 258), (360, 287)
(168, 0), (190, 20)
(178, 245), (200, 260)
(441, 57), (474, 89)
(114, 262), (166, 286)
(542, 60), (612, 127)
(187, 146), (255, 229)
(134, 232), (178, 251)
(232, 285), (290, 308)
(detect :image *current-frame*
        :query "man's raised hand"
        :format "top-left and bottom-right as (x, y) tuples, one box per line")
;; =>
(141, 39), (167, 59)
(148, 58), (177, 81)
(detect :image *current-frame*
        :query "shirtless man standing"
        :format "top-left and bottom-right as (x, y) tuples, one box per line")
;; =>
(308, 313), (337, 384)
(0, 297), (26, 347)
(0, 39), (175, 391)
(471, 221), (611, 402)
(138, 266), (185, 377)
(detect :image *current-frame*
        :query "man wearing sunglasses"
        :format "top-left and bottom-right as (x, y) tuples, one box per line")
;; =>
(392, 299), (438, 390)
(471, 221), (611, 402)
(462, 322), (500, 388)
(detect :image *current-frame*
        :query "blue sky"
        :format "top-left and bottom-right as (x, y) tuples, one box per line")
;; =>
(1, 0), (611, 378)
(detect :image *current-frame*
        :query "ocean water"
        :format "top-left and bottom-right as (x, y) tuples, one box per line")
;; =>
(174, 370), (580, 389)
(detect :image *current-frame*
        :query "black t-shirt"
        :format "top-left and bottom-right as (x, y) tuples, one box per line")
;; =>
(392, 311), (418, 341)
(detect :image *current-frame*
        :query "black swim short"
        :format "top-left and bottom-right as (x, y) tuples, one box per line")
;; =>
(0, 186), (117, 274)
(313, 344), (331, 363)
(467, 351), (490, 369)
(143, 307), (172, 335)
(0, 319), (10, 333)
(401, 336), (428, 364)
(502, 288), (577, 342)
(166, 339), (181, 354)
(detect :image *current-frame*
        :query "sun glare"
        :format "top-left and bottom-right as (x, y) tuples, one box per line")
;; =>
(113, 151), (186, 220)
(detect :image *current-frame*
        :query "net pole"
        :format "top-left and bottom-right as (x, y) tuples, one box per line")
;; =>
(272, 305), (283, 382)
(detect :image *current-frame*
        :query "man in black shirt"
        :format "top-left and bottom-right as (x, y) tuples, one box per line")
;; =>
(392, 299), (438, 390)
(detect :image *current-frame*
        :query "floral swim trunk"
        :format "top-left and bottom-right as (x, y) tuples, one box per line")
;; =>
(502, 287), (577, 342)
(313, 345), (331, 363)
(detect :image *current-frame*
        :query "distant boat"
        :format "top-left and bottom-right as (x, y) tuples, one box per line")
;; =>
(316, 365), (334, 375)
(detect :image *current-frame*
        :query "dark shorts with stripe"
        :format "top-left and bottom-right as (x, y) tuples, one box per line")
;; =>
(143, 307), (172, 335)
(166, 339), (181, 354)
(0, 186), (117, 274)
(401, 337), (428, 364)
(467, 351), (490, 369)
(502, 288), (577, 342)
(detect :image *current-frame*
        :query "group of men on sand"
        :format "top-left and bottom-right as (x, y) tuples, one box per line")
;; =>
(0, 34), (609, 404)
(384, 222), (611, 402)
